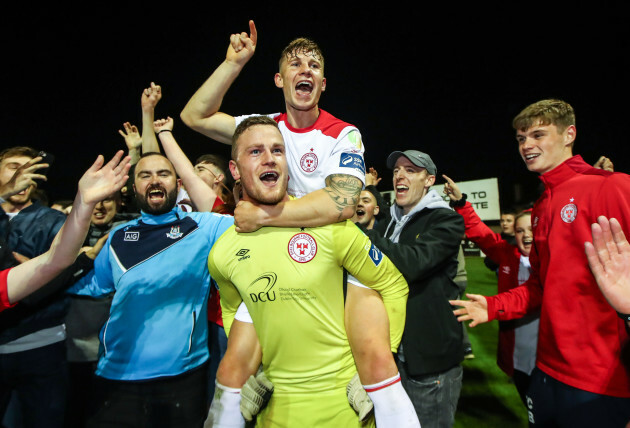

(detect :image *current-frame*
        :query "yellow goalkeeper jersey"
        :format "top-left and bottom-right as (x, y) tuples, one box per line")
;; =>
(208, 220), (408, 427)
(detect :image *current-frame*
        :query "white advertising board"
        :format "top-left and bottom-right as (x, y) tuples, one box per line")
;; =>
(431, 178), (501, 221)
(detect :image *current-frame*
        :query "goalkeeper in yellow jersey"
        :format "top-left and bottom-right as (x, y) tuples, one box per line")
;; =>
(204, 116), (420, 427)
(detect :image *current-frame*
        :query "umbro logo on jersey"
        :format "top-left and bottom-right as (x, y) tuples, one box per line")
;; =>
(236, 249), (250, 261)
(124, 231), (140, 241)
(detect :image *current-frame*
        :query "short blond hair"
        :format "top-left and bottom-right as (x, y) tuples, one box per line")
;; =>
(279, 38), (324, 71)
(512, 99), (576, 133)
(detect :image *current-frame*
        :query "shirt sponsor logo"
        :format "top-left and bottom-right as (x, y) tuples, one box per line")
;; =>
(124, 231), (139, 241)
(248, 272), (277, 303)
(560, 199), (577, 223)
(369, 243), (383, 267)
(300, 149), (318, 173)
(339, 153), (365, 175)
(166, 226), (183, 239)
(288, 233), (317, 263)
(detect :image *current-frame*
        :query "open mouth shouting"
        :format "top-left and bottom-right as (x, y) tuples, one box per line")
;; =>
(396, 184), (409, 196)
(296, 80), (313, 96)
(146, 185), (167, 205)
(259, 171), (279, 186)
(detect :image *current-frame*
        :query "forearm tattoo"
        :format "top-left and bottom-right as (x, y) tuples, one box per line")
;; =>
(324, 174), (362, 218)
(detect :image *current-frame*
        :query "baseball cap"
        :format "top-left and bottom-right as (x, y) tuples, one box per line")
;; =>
(386, 150), (437, 175)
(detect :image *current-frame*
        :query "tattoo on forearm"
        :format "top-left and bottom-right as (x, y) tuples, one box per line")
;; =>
(324, 174), (362, 217)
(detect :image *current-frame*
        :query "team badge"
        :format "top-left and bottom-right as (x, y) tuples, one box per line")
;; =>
(300, 149), (318, 173)
(501, 266), (511, 275)
(288, 233), (317, 263)
(166, 226), (183, 239)
(560, 198), (577, 223)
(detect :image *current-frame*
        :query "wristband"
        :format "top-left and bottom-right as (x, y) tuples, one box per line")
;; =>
(449, 193), (467, 208)
(617, 312), (630, 322)
(158, 129), (172, 135)
(0, 196), (5, 205)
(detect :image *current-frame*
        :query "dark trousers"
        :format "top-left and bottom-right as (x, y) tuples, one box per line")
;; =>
(512, 369), (531, 408)
(64, 361), (99, 428)
(526, 367), (630, 427)
(0, 341), (68, 428)
(86, 363), (208, 428)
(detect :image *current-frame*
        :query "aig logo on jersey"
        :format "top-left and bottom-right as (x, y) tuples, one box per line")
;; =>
(300, 149), (318, 173)
(339, 153), (366, 175)
(288, 233), (317, 263)
(560, 198), (578, 223)
(124, 231), (139, 241)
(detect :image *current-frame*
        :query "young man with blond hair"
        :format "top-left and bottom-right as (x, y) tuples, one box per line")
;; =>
(451, 99), (630, 426)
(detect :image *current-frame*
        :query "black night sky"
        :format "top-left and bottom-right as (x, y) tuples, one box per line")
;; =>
(2, 6), (628, 210)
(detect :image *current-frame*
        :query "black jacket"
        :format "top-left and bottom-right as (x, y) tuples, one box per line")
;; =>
(364, 201), (465, 376)
(0, 202), (67, 344)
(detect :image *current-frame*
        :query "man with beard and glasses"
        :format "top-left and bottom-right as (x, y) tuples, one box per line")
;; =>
(66, 152), (233, 428)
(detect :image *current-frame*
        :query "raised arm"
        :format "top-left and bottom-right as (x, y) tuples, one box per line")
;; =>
(180, 20), (258, 144)
(234, 173), (362, 232)
(6, 151), (131, 304)
(118, 122), (142, 164)
(442, 174), (507, 259)
(141, 82), (162, 154)
(154, 117), (217, 212)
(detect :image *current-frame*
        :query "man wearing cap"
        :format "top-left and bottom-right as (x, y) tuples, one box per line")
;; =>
(359, 149), (465, 428)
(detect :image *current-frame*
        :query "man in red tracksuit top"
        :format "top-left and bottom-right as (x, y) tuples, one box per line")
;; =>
(450, 99), (630, 427)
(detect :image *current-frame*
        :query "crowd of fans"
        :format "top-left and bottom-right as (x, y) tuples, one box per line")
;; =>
(1, 18), (629, 428)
